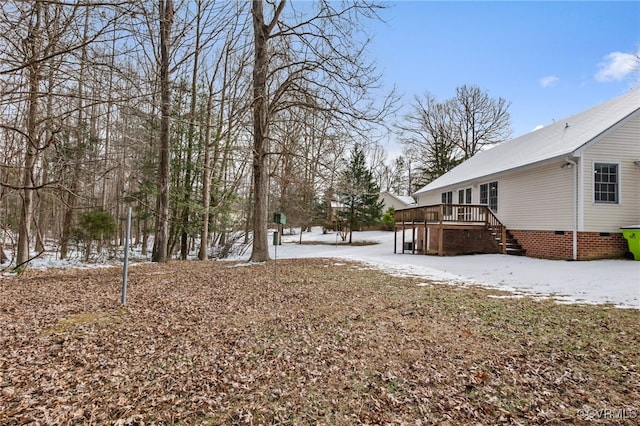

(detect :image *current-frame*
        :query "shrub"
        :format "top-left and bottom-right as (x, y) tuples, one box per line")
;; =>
(75, 209), (116, 261)
(381, 207), (395, 230)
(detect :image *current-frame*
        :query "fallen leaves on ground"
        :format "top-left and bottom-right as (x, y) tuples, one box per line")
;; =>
(0, 259), (638, 425)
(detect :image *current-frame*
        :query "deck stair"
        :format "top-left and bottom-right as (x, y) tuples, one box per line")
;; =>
(487, 226), (526, 256)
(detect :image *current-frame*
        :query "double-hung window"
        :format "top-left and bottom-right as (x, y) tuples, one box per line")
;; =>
(480, 181), (498, 212)
(441, 191), (453, 216)
(458, 188), (472, 204)
(594, 163), (618, 204)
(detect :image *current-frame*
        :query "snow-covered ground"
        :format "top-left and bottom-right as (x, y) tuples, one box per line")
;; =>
(4, 226), (638, 309)
(272, 227), (640, 309)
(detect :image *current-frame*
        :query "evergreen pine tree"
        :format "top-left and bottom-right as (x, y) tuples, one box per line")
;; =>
(337, 145), (384, 243)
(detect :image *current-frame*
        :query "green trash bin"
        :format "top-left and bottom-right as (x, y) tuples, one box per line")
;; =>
(620, 226), (640, 260)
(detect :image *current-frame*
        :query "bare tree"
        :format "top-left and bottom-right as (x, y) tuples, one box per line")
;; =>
(6, 2), (78, 267)
(388, 156), (410, 195)
(371, 153), (409, 196)
(198, 45), (253, 259)
(178, 0), (250, 260)
(399, 92), (460, 186)
(450, 85), (512, 160)
(366, 142), (388, 192)
(59, 4), (91, 260)
(0, 0), (394, 266)
(15, 2), (44, 268)
(399, 86), (511, 186)
(249, 0), (392, 262)
(249, 0), (276, 262)
(1, 1), (135, 267)
(151, 0), (173, 263)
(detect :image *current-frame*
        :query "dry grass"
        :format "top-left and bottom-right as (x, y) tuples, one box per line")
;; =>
(0, 258), (638, 425)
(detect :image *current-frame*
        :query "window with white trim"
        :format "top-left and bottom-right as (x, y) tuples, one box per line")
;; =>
(480, 181), (498, 212)
(441, 191), (453, 216)
(441, 191), (452, 204)
(458, 188), (471, 204)
(594, 162), (618, 204)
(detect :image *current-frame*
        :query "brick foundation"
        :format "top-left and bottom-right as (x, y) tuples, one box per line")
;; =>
(510, 230), (629, 260)
(415, 227), (499, 256)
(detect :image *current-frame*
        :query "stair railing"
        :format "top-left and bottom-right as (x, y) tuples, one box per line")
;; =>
(484, 207), (507, 254)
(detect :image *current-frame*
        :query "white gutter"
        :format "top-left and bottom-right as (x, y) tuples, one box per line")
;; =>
(565, 157), (578, 260)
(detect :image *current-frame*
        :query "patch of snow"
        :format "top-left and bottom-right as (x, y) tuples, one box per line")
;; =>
(4, 226), (638, 309)
(267, 226), (640, 309)
(227, 262), (263, 269)
(487, 294), (527, 300)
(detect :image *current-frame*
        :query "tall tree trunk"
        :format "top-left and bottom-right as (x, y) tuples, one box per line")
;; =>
(35, 51), (58, 255)
(0, 172), (9, 264)
(101, 16), (118, 212)
(16, 3), (43, 268)
(249, 0), (284, 262)
(60, 6), (90, 260)
(198, 82), (215, 260)
(180, 0), (202, 260)
(152, 0), (174, 263)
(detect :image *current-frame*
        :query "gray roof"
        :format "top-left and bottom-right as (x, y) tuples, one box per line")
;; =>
(396, 195), (417, 205)
(414, 89), (640, 195)
(380, 191), (416, 206)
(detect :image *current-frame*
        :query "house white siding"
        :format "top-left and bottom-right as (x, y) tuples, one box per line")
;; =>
(415, 190), (444, 206)
(499, 162), (574, 230)
(415, 161), (575, 230)
(581, 115), (640, 232)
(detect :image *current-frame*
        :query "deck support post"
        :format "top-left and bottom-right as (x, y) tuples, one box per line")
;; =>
(401, 210), (406, 254)
(393, 224), (397, 254)
(438, 204), (444, 256)
(423, 221), (427, 255)
(411, 222), (416, 254)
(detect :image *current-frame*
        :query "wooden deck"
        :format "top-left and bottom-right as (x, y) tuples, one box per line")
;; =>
(394, 204), (524, 256)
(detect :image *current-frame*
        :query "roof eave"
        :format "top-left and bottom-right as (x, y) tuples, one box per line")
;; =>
(414, 153), (579, 196)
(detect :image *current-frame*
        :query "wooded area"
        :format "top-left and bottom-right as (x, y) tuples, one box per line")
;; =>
(0, 0), (396, 268)
(0, 1), (511, 268)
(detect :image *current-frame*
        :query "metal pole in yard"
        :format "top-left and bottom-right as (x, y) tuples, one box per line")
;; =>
(121, 206), (132, 305)
(273, 231), (278, 283)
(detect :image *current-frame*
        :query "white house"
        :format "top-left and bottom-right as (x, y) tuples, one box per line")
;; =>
(407, 89), (640, 260)
(379, 191), (416, 212)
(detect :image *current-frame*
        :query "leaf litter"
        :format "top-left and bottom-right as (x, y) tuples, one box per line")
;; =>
(0, 259), (638, 425)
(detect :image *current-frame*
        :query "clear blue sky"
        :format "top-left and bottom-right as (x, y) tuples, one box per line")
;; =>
(368, 0), (639, 152)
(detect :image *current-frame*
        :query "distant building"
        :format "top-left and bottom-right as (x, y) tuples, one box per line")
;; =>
(329, 200), (348, 222)
(379, 191), (416, 212)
